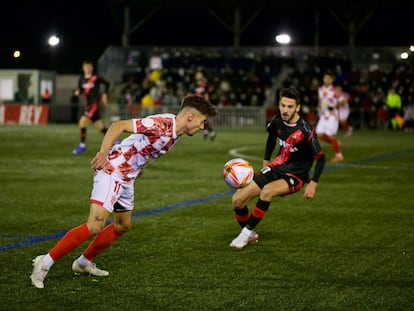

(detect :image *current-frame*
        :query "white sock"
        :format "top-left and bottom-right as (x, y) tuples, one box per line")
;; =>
(42, 253), (55, 269)
(76, 255), (91, 266)
(242, 227), (252, 234)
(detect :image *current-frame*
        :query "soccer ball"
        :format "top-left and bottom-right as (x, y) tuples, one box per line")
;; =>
(223, 158), (254, 189)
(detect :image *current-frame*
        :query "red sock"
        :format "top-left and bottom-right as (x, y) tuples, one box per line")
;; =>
(49, 223), (91, 261)
(82, 223), (123, 261)
(320, 134), (331, 144)
(246, 199), (270, 229)
(331, 137), (341, 153)
(234, 206), (249, 228)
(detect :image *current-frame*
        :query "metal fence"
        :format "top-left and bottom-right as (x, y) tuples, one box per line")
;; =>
(104, 104), (267, 129)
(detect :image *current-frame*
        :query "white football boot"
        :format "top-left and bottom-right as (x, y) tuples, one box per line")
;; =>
(230, 227), (259, 250)
(30, 255), (49, 289)
(72, 260), (109, 276)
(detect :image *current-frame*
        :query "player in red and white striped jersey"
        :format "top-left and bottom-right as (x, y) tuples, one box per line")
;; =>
(194, 70), (217, 141)
(30, 94), (217, 289)
(315, 71), (344, 163)
(335, 84), (353, 137)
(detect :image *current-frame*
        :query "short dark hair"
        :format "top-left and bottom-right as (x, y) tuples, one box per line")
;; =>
(279, 87), (301, 105)
(180, 94), (217, 117)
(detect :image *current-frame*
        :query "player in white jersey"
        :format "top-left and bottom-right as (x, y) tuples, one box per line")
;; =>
(30, 94), (217, 289)
(194, 70), (217, 140)
(335, 85), (353, 137)
(315, 71), (344, 163)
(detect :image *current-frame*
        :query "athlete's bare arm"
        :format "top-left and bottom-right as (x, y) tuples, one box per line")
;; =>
(303, 180), (317, 199)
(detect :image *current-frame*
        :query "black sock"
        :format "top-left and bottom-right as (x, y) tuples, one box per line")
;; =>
(234, 206), (249, 228)
(80, 128), (87, 143)
(246, 199), (270, 230)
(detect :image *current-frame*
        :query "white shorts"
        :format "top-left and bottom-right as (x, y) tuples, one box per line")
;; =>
(338, 107), (350, 121)
(316, 112), (339, 136)
(90, 170), (135, 212)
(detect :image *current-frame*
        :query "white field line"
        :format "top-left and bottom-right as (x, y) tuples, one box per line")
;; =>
(332, 163), (414, 170)
(229, 146), (262, 161)
(229, 146), (414, 171)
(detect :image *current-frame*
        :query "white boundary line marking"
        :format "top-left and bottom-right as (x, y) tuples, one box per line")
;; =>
(229, 146), (414, 171)
(334, 163), (414, 170)
(229, 146), (262, 161)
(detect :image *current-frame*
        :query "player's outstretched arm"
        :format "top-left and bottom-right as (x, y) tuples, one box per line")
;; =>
(101, 93), (108, 106)
(303, 180), (317, 199)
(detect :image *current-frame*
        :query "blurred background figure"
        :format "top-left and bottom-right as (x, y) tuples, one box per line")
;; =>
(41, 88), (52, 103)
(335, 84), (353, 137)
(315, 71), (344, 163)
(386, 86), (402, 130)
(402, 99), (414, 132)
(194, 70), (216, 141)
(72, 60), (110, 155)
(70, 88), (80, 123)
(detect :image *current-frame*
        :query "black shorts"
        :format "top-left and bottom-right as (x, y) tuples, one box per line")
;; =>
(253, 166), (304, 194)
(82, 103), (101, 122)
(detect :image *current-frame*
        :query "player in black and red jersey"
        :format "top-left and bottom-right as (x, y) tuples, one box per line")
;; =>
(230, 86), (326, 249)
(72, 60), (110, 155)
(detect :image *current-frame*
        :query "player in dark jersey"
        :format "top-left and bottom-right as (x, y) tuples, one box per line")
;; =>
(230, 87), (326, 250)
(72, 60), (110, 155)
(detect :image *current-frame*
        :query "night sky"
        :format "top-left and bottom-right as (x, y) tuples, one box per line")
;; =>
(0, 0), (411, 74)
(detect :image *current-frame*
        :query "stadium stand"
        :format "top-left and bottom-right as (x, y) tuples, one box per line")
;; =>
(96, 45), (413, 130)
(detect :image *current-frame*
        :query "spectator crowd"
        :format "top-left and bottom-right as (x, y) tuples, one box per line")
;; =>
(114, 47), (414, 132)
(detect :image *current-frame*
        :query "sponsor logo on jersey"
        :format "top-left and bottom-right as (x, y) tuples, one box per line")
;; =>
(142, 117), (155, 128)
(278, 138), (298, 152)
(82, 82), (95, 89)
